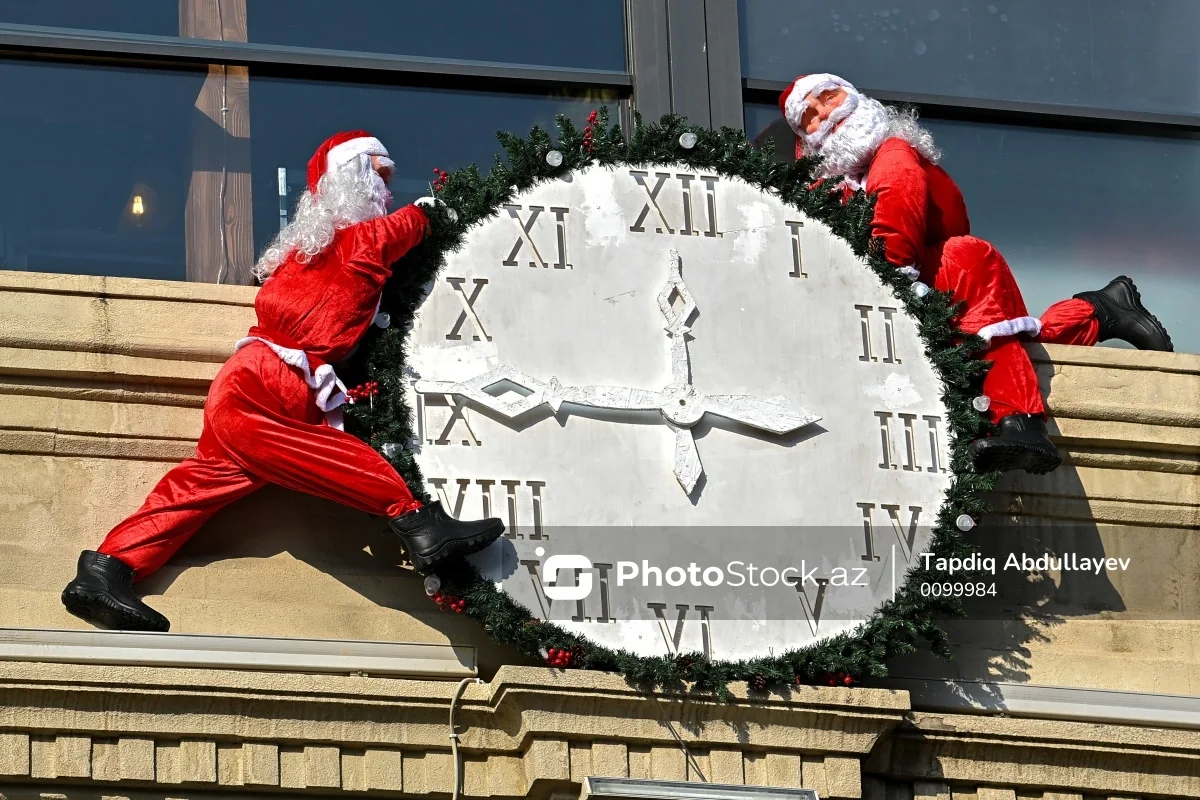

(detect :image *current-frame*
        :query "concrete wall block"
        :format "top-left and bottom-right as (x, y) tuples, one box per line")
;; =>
(303, 745), (340, 790)
(117, 737), (155, 782)
(401, 750), (428, 795)
(0, 734), (30, 778)
(524, 739), (570, 784)
(486, 754), (526, 796)
(743, 752), (770, 787)
(178, 740), (216, 784)
(825, 756), (863, 799)
(89, 740), (118, 783)
(627, 746), (651, 781)
(241, 742), (279, 787)
(801, 755), (828, 798)
(278, 746), (305, 789)
(340, 748), (367, 793)
(154, 742), (180, 785)
(216, 742), (243, 786)
(649, 746), (686, 781)
(569, 741), (592, 782)
(590, 742), (628, 779)
(707, 748), (744, 784)
(364, 748), (403, 793)
(764, 752), (802, 787)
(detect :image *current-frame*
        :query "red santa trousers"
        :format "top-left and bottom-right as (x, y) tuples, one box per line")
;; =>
(923, 236), (1099, 422)
(97, 342), (421, 579)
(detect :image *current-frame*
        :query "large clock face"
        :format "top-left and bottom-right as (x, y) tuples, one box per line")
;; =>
(403, 164), (952, 660)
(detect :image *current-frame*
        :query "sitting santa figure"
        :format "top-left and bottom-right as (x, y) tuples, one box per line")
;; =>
(778, 74), (1173, 474)
(62, 131), (504, 633)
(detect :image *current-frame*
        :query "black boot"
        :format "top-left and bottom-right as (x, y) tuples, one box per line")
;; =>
(389, 501), (504, 574)
(969, 414), (1062, 475)
(61, 551), (170, 632)
(1073, 275), (1174, 352)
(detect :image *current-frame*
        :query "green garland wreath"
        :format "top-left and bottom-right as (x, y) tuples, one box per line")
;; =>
(342, 108), (998, 700)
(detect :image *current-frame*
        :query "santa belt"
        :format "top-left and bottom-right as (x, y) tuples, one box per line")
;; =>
(233, 328), (348, 431)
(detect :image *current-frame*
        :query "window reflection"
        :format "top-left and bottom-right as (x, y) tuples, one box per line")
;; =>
(745, 103), (1200, 353)
(249, 79), (616, 261)
(246, 0), (627, 71)
(739, 0), (1200, 116)
(0, 58), (205, 280)
(0, 0), (177, 36)
(0, 0), (628, 72)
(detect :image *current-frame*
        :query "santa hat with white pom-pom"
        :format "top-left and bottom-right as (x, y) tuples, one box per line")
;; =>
(306, 130), (393, 192)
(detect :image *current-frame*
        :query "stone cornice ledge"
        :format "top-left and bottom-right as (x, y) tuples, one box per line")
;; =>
(0, 661), (907, 755)
(0, 661), (906, 798)
(867, 710), (1200, 798)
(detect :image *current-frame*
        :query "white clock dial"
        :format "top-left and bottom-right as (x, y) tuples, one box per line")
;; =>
(403, 164), (952, 660)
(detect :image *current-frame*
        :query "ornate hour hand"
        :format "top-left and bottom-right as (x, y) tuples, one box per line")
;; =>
(413, 249), (820, 495)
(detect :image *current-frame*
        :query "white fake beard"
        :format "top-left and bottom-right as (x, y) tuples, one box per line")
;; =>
(252, 154), (393, 279)
(804, 95), (892, 180)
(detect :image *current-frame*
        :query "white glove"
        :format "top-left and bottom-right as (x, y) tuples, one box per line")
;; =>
(415, 196), (458, 224)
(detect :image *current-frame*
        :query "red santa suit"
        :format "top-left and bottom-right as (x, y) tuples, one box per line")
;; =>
(779, 75), (1099, 424)
(98, 132), (427, 578)
(863, 136), (1098, 421)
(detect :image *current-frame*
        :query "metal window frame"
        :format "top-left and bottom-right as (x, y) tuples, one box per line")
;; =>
(625, 0), (745, 130)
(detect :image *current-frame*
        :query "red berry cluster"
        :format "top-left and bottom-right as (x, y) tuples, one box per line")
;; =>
(582, 110), (599, 153)
(346, 381), (380, 403)
(432, 168), (450, 192)
(801, 672), (854, 687)
(544, 647), (574, 667)
(431, 592), (466, 613)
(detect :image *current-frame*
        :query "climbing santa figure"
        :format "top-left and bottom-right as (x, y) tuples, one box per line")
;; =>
(62, 131), (504, 633)
(777, 73), (1174, 474)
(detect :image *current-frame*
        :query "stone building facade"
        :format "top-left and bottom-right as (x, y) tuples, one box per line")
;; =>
(0, 272), (1196, 799)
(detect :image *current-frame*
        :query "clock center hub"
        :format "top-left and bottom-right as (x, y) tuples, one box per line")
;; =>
(660, 384), (706, 427)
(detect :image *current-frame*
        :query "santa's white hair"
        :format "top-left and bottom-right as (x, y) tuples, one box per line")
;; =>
(253, 153), (392, 281)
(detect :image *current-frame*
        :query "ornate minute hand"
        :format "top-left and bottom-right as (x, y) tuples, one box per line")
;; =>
(659, 249), (695, 386)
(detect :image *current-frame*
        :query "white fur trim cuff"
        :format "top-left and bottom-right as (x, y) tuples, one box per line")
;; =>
(783, 73), (855, 132)
(327, 136), (389, 172)
(896, 265), (920, 281)
(975, 316), (1043, 342)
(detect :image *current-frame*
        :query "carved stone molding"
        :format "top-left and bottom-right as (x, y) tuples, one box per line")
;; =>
(0, 662), (907, 799)
(865, 711), (1200, 799)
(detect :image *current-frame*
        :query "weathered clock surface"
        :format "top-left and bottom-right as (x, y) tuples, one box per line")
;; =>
(403, 164), (952, 660)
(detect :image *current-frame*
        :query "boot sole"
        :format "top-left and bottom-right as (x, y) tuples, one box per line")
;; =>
(1091, 276), (1175, 352)
(405, 522), (505, 575)
(970, 440), (1062, 476)
(61, 585), (170, 633)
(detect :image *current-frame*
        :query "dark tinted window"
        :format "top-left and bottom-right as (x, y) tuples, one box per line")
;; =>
(745, 103), (1200, 353)
(246, 0), (627, 71)
(0, 0), (178, 36)
(0, 0), (628, 71)
(0, 58), (205, 280)
(740, 0), (1200, 115)
(249, 78), (614, 257)
(0, 54), (613, 283)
